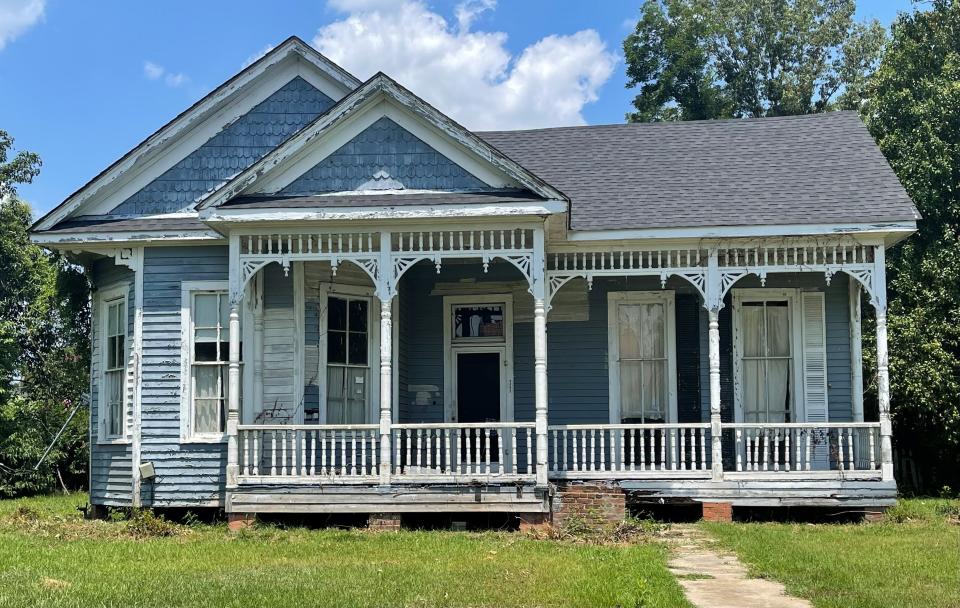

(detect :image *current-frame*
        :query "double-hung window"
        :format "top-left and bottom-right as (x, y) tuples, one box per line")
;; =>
(608, 291), (677, 424)
(325, 295), (370, 424)
(182, 283), (237, 440)
(100, 286), (128, 441)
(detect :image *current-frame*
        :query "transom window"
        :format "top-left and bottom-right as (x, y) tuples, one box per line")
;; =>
(452, 304), (505, 341)
(739, 299), (793, 423)
(608, 292), (677, 424)
(326, 295), (369, 424)
(101, 292), (127, 439)
(189, 290), (235, 436)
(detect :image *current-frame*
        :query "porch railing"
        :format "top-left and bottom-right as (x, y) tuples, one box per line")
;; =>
(390, 422), (537, 483)
(237, 424), (380, 484)
(724, 422), (882, 478)
(547, 424), (712, 479)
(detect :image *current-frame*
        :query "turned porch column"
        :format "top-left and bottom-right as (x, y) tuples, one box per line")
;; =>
(226, 234), (242, 489)
(532, 227), (548, 486)
(377, 231), (394, 485)
(706, 250), (724, 481)
(873, 246), (894, 481)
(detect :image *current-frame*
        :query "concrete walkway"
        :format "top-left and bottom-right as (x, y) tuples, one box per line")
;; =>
(666, 526), (811, 608)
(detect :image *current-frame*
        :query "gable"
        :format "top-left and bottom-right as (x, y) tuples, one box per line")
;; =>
(111, 77), (335, 215)
(196, 74), (568, 211)
(279, 116), (489, 195)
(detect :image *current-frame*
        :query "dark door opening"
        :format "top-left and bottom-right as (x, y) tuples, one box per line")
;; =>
(456, 352), (501, 423)
(456, 351), (502, 465)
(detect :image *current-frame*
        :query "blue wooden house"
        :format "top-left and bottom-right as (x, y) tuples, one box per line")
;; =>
(31, 37), (918, 524)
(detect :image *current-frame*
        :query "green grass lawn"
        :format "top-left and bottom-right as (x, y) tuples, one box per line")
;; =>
(0, 493), (690, 608)
(702, 499), (960, 608)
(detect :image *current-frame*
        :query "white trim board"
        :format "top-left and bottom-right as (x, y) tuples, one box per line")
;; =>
(33, 37), (359, 231)
(606, 291), (678, 424)
(566, 222), (917, 247)
(200, 201), (566, 224)
(442, 294), (515, 425)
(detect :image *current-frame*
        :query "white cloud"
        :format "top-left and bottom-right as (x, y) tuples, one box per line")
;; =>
(0, 0), (45, 50)
(143, 61), (189, 88)
(143, 61), (164, 80)
(313, 0), (616, 130)
(242, 44), (274, 69)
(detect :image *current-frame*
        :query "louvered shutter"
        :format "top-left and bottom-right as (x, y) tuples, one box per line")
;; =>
(801, 292), (829, 469)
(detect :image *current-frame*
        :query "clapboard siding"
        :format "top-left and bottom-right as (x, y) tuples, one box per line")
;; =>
(697, 273), (853, 421)
(261, 264), (296, 421)
(140, 245), (228, 506)
(88, 258), (134, 505)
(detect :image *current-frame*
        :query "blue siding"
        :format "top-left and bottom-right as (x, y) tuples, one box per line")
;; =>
(89, 258), (135, 505)
(111, 78), (334, 215)
(280, 116), (489, 195)
(140, 245), (229, 506)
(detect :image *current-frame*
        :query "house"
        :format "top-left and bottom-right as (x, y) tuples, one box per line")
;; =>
(30, 37), (918, 526)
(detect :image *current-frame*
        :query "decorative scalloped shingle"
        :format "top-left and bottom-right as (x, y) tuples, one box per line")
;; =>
(110, 77), (335, 215)
(280, 116), (489, 195)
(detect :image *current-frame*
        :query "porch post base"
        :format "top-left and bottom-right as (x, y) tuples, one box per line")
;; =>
(518, 513), (551, 533)
(701, 502), (733, 522)
(228, 512), (256, 531)
(864, 506), (889, 523)
(85, 503), (109, 520)
(368, 513), (402, 531)
(553, 482), (626, 528)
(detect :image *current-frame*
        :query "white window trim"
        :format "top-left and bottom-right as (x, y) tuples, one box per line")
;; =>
(442, 294), (514, 424)
(607, 291), (678, 424)
(316, 282), (380, 425)
(179, 280), (231, 443)
(97, 284), (130, 444)
(732, 288), (805, 423)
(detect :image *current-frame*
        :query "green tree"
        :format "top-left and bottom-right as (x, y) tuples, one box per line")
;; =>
(0, 132), (90, 497)
(864, 0), (960, 491)
(624, 0), (886, 121)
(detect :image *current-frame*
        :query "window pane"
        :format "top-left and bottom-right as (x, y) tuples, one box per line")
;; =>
(195, 342), (218, 362)
(218, 341), (230, 364)
(642, 360), (666, 421)
(766, 304), (791, 357)
(107, 303), (119, 335)
(766, 359), (791, 421)
(327, 367), (367, 424)
(194, 399), (220, 434)
(619, 360), (643, 421)
(640, 303), (665, 358)
(349, 300), (368, 332)
(328, 297), (347, 331)
(115, 302), (125, 335)
(328, 331), (346, 364)
(194, 294), (219, 327)
(618, 305), (642, 359)
(348, 331), (367, 365)
(107, 336), (118, 369)
(194, 365), (220, 399)
(453, 305), (504, 338)
(741, 305), (765, 358)
(116, 335), (125, 368)
(743, 359), (764, 420)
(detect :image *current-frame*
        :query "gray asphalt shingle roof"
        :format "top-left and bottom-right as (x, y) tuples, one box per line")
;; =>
(478, 111), (918, 231)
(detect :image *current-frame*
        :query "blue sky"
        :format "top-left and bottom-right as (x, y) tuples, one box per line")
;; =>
(0, 0), (914, 214)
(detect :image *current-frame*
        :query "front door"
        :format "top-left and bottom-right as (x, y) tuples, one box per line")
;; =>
(455, 351), (502, 423)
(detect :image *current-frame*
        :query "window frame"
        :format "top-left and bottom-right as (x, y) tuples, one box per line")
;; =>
(316, 283), (380, 425)
(180, 280), (233, 443)
(607, 291), (678, 424)
(98, 284), (130, 444)
(732, 288), (805, 423)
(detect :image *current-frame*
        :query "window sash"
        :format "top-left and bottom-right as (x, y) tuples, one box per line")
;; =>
(617, 301), (669, 423)
(189, 290), (234, 436)
(740, 299), (793, 423)
(101, 295), (126, 439)
(325, 295), (371, 423)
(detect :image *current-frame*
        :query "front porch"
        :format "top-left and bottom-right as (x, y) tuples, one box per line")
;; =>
(218, 225), (895, 515)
